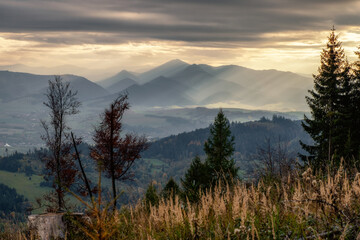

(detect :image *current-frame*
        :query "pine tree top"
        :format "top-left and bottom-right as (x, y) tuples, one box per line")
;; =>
(204, 110), (234, 163)
(204, 109), (238, 182)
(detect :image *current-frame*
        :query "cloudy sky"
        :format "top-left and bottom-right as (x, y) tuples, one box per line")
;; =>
(1, 0), (360, 79)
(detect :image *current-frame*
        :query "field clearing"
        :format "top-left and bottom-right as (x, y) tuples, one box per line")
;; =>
(143, 158), (168, 175)
(0, 170), (83, 214)
(143, 158), (166, 166)
(0, 170), (50, 204)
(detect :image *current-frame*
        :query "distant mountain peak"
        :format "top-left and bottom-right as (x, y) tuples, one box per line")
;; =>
(113, 70), (137, 77)
(155, 59), (189, 69)
(99, 70), (138, 88)
(138, 59), (190, 84)
(118, 69), (133, 74)
(165, 59), (188, 65)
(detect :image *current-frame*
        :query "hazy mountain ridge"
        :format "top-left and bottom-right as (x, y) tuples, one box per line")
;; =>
(99, 59), (312, 110)
(0, 59), (313, 110)
(99, 70), (139, 88)
(106, 78), (139, 94)
(137, 59), (189, 84)
(0, 71), (109, 102)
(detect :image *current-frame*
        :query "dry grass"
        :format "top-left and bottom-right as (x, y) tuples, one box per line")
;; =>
(0, 220), (36, 240)
(4, 165), (360, 239)
(115, 165), (360, 239)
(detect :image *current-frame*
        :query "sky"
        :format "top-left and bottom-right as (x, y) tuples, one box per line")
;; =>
(1, 0), (360, 80)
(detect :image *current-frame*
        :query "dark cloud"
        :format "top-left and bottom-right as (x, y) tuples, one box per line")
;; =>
(0, 0), (358, 45)
(336, 14), (360, 27)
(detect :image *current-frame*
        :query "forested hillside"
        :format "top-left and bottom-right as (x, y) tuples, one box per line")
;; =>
(144, 116), (310, 162)
(140, 115), (311, 180)
(0, 184), (28, 220)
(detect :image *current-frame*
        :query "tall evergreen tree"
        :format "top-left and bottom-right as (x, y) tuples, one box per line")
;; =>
(300, 27), (349, 170)
(181, 156), (210, 203)
(336, 60), (354, 160)
(204, 109), (238, 184)
(181, 110), (237, 203)
(351, 47), (360, 161)
(144, 183), (159, 208)
(161, 177), (180, 201)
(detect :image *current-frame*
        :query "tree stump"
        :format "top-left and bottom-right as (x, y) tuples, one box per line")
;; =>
(28, 212), (84, 240)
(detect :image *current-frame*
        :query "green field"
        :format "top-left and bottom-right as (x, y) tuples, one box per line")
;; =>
(0, 170), (51, 204)
(144, 158), (166, 166)
(143, 158), (168, 174)
(0, 170), (83, 213)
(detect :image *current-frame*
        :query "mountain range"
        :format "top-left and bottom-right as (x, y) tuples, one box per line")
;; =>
(0, 59), (313, 110)
(96, 59), (313, 110)
(0, 59), (312, 150)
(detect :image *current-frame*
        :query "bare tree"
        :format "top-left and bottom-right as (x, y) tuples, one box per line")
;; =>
(91, 94), (149, 211)
(41, 76), (81, 211)
(254, 137), (296, 181)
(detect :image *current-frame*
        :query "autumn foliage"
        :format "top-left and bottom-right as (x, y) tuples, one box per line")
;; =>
(91, 94), (149, 210)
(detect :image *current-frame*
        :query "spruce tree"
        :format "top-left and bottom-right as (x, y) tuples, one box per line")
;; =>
(181, 110), (238, 203)
(351, 47), (360, 161)
(300, 27), (349, 170)
(204, 109), (238, 184)
(181, 156), (210, 203)
(161, 177), (180, 201)
(144, 183), (159, 208)
(336, 60), (353, 160)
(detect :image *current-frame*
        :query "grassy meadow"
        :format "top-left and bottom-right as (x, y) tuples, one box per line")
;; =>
(0, 170), (50, 205)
